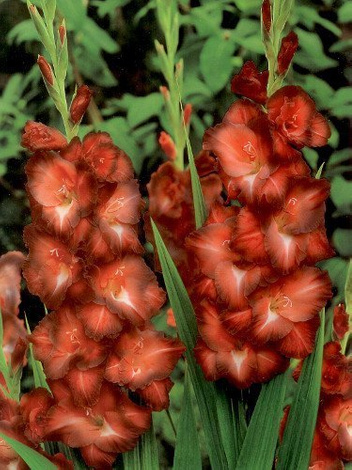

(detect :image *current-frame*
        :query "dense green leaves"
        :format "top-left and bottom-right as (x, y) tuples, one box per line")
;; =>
(151, 220), (229, 470)
(235, 373), (288, 470)
(123, 420), (159, 470)
(173, 370), (202, 470)
(276, 311), (325, 470)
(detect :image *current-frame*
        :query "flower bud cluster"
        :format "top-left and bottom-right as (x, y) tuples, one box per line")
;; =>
(185, 63), (334, 389)
(21, 121), (185, 468)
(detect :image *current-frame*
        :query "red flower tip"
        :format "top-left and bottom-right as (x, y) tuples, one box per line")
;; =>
(166, 308), (176, 328)
(231, 61), (268, 105)
(183, 103), (193, 126)
(333, 304), (349, 341)
(37, 55), (54, 86)
(159, 86), (170, 100)
(58, 23), (66, 45)
(277, 31), (299, 76)
(158, 131), (177, 161)
(261, 0), (271, 34)
(70, 85), (93, 124)
(21, 121), (67, 152)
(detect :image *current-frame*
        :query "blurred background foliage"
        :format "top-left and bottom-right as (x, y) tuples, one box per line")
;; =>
(0, 0), (351, 467)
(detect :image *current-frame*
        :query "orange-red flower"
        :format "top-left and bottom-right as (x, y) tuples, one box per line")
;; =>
(267, 86), (331, 150)
(21, 121), (67, 152)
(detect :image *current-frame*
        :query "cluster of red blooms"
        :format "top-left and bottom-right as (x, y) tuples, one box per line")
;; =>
(183, 60), (334, 389)
(309, 340), (352, 468)
(0, 251), (73, 469)
(282, 305), (352, 469)
(145, 152), (222, 279)
(18, 119), (185, 468)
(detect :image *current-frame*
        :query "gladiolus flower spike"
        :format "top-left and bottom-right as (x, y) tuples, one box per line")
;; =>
(186, 61), (333, 390)
(22, 126), (185, 468)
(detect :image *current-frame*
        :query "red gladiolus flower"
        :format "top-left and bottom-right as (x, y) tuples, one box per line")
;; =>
(248, 267), (332, 347)
(231, 61), (268, 104)
(267, 86), (331, 150)
(333, 304), (349, 341)
(136, 378), (174, 411)
(45, 382), (151, 453)
(21, 121), (67, 152)
(104, 326), (185, 390)
(30, 307), (108, 381)
(319, 395), (352, 461)
(23, 225), (81, 309)
(89, 256), (165, 325)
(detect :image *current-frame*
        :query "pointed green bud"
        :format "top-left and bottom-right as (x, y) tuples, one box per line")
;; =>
(27, 1), (51, 50)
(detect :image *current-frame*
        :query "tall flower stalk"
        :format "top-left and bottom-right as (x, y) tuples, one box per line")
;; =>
(16, 2), (185, 468)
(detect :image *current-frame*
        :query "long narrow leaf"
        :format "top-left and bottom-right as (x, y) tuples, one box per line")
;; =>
(123, 419), (159, 470)
(235, 372), (288, 470)
(276, 310), (325, 470)
(25, 315), (50, 392)
(151, 219), (228, 470)
(215, 382), (247, 469)
(0, 432), (57, 470)
(185, 131), (207, 229)
(173, 368), (202, 470)
(178, 88), (207, 229)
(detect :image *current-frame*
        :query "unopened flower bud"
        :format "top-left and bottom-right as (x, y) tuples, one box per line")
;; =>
(159, 131), (177, 161)
(183, 103), (192, 126)
(277, 31), (299, 76)
(70, 85), (93, 124)
(160, 86), (170, 101)
(37, 55), (54, 86)
(58, 22), (66, 45)
(261, 0), (271, 35)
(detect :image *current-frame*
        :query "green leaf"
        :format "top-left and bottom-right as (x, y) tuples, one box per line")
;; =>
(233, 0), (261, 12)
(296, 6), (341, 36)
(216, 382), (246, 469)
(200, 35), (237, 94)
(303, 148), (319, 170)
(330, 38), (352, 53)
(123, 419), (159, 470)
(183, 114), (207, 229)
(82, 18), (119, 54)
(0, 433), (57, 470)
(297, 75), (334, 110)
(327, 149), (351, 168)
(92, 0), (131, 17)
(25, 315), (50, 392)
(151, 220), (228, 470)
(329, 87), (352, 118)
(276, 310), (325, 470)
(7, 20), (38, 45)
(295, 28), (338, 71)
(235, 372), (288, 470)
(330, 176), (352, 216)
(173, 369), (202, 470)
(126, 93), (164, 128)
(333, 229), (352, 257)
(56, 0), (87, 29)
(319, 258), (348, 303)
(338, 2), (352, 23)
